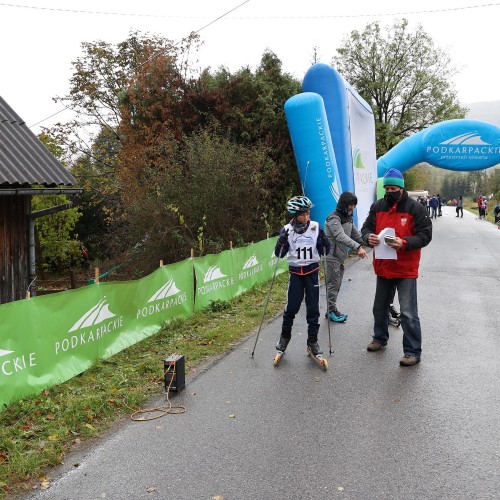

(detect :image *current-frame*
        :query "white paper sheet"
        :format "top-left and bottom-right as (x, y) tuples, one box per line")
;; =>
(374, 228), (397, 260)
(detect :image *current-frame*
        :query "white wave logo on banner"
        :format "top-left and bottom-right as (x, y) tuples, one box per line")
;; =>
(69, 298), (116, 332)
(0, 349), (14, 357)
(148, 277), (180, 302)
(203, 265), (227, 283)
(242, 255), (259, 269)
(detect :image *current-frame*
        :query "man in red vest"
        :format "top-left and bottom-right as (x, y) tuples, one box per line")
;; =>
(361, 168), (432, 366)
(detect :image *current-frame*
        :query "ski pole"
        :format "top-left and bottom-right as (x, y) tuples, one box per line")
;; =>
(322, 256), (333, 355)
(251, 250), (282, 358)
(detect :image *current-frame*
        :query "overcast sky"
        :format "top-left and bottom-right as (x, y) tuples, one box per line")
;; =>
(2, 0), (499, 134)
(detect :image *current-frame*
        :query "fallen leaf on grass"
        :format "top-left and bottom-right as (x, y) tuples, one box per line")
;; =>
(48, 434), (58, 441)
(46, 414), (55, 420)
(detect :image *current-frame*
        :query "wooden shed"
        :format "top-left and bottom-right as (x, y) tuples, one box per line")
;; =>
(0, 96), (82, 304)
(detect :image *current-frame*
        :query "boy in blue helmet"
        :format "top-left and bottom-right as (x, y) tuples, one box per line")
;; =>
(274, 196), (330, 355)
(324, 191), (368, 321)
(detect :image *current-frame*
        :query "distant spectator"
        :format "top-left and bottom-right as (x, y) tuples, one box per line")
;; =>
(429, 195), (439, 219)
(437, 194), (442, 216)
(456, 195), (464, 218)
(494, 204), (500, 224)
(477, 196), (484, 219)
(482, 196), (489, 218)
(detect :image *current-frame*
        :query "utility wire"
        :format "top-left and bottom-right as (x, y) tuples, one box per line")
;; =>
(0, 1), (206, 17)
(1, 1), (499, 18)
(230, 2), (500, 18)
(23, 0), (498, 128)
(30, 106), (69, 128)
(27, 0), (251, 129)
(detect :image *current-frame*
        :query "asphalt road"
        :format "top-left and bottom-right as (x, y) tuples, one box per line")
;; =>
(26, 206), (500, 500)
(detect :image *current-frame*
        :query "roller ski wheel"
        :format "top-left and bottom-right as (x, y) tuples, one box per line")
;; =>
(389, 316), (401, 328)
(273, 350), (285, 366)
(307, 347), (328, 371)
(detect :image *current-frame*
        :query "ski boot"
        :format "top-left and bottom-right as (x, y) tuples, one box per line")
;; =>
(388, 304), (401, 327)
(274, 336), (290, 366)
(327, 307), (347, 323)
(306, 340), (328, 370)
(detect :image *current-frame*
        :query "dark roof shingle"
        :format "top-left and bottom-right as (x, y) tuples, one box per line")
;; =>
(0, 96), (76, 187)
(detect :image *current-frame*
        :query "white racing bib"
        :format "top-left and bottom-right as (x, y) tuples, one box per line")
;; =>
(284, 221), (321, 266)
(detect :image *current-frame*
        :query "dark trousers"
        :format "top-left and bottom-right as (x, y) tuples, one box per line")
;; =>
(281, 270), (320, 340)
(372, 276), (422, 357)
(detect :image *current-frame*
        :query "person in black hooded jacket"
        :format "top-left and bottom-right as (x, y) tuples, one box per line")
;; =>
(324, 191), (368, 321)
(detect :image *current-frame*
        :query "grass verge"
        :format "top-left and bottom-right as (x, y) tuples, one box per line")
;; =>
(0, 272), (291, 497)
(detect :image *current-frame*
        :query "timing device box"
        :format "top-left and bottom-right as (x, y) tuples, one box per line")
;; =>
(164, 354), (185, 393)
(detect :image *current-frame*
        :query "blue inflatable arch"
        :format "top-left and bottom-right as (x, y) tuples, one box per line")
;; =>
(284, 92), (343, 227)
(285, 63), (378, 227)
(377, 119), (500, 197)
(302, 63), (356, 194)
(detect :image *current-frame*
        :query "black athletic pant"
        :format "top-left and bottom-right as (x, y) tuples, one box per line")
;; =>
(281, 269), (320, 340)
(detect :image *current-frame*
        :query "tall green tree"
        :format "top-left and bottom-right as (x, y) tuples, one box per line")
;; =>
(53, 32), (301, 273)
(190, 51), (301, 200)
(402, 163), (432, 191)
(333, 19), (467, 157)
(70, 127), (124, 260)
(33, 134), (82, 275)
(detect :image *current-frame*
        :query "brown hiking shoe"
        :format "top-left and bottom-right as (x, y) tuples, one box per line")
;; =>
(367, 340), (384, 351)
(399, 354), (420, 366)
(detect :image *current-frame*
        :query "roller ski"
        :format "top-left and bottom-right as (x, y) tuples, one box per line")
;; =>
(274, 336), (290, 366)
(389, 304), (401, 327)
(306, 340), (328, 370)
(325, 307), (347, 323)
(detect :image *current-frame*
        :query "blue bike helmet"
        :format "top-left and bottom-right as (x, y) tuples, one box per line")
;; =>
(286, 196), (314, 215)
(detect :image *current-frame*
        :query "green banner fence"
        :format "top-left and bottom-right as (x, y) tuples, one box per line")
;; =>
(0, 237), (286, 409)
